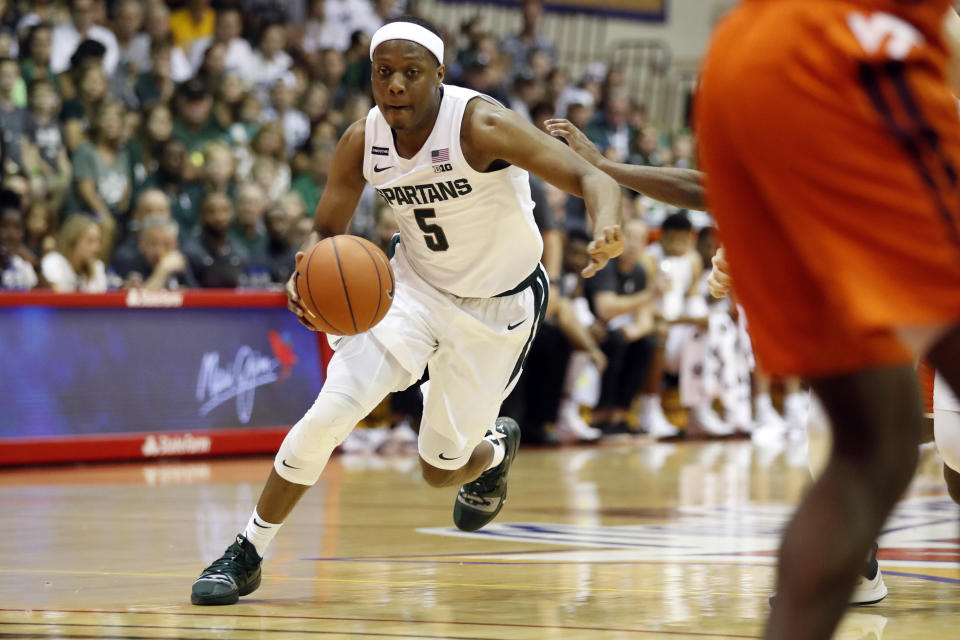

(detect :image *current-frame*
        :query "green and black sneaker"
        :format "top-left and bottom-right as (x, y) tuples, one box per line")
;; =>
(191, 534), (262, 605)
(453, 417), (521, 532)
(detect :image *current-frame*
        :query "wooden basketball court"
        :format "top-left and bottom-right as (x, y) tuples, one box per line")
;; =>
(1, 440), (957, 639)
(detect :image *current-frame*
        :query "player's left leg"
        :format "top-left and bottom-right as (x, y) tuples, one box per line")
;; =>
(926, 328), (960, 502)
(417, 267), (549, 531)
(804, 394), (888, 606)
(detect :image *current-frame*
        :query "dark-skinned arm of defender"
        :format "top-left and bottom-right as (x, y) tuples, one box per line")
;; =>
(544, 118), (705, 211)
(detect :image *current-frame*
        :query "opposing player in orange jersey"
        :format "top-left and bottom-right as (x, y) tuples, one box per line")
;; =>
(550, 112), (960, 607)
(698, 2), (960, 638)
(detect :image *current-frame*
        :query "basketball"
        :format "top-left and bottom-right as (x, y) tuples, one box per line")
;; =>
(295, 236), (395, 335)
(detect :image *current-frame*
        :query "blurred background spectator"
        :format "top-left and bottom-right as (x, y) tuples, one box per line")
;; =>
(1, 0), (802, 444)
(41, 213), (107, 291)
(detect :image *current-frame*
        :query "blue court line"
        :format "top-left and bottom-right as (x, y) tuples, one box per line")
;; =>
(305, 557), (774, 569)
(881, 516), (960, 536)
(301, 557), (960, 586)
(883, 570), (960, 585)
(301, 546), (623, 561)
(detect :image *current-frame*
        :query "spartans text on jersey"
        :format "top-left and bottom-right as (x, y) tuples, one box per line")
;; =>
(377, 179), (473, 206)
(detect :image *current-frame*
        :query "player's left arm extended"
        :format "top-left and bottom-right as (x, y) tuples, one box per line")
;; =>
(464, 99), (623, 276)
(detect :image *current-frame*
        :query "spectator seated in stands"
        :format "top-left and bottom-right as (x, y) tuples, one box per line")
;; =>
(665, 227), (753, 437)
(585, 217), (666, 436)
(182, 191), (250, 288)
(199, 141), (236, 200)
(263, 72), (310, 157)
(41, 213), (108, 292)
(61, 58), (108, 151)
(635, 212), (704, 438)
(26, 78), (72, 214)
(50, 0), (119, 77)
(134, 35), (177, 109)
(229, 182), (267, 260)
(127, 3), (192, 84)
(69, 99), (131, 259)
(585, 90), (633, 162)
(169, 0), (215, 52)
(302, 0), (349, 56)
(252, 204), (297, 286)
(128, 102), (173, 189)
(172, 78), (227, 156)
(20, 22), (57, 88)
(113, 0), (144, 75)
(501, 0), (558, 80)
(291, 141), (333, 214)
(244, 121), (290, 199)
(187, 3), (252, 75)
(249, 19), (292, 99)
(137, 139), (203, 235)
(112, 188), (173, 265)
(0, 56), (32, 158)
(549, 229), (610, 442)
(0, 189), (39, 290)
(113, 217), (197, 290)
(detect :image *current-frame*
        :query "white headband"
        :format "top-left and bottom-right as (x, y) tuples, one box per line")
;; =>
(369, 22), (444, 65)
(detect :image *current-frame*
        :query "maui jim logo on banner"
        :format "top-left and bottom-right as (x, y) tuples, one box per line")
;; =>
(125, 289), (184, 307)
(141, 433), (212, 457)
(196, 346), (281, 423)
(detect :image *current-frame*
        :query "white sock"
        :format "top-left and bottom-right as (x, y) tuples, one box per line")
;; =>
(242, 509), (283, 557)
(755, 393), (774, 416)
(641, 394), (660, 413)
(784, 391), (807, 414)
(483, 431), (506, 470)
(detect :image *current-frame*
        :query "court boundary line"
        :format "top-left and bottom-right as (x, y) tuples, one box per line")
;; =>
(0, 608), (763, 638)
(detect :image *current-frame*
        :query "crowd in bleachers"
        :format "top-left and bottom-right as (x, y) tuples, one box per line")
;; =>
(0, 0), (804, 444)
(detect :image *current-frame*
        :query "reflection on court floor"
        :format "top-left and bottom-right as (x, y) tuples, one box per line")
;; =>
(0, 440), (956, 639)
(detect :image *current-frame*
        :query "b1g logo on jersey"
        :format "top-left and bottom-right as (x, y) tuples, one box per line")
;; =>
(847, 11), (922, 60)
(433, 162), (453, 174)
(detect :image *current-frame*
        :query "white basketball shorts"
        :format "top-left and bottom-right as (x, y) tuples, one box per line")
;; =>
(324, 240), (548, 470)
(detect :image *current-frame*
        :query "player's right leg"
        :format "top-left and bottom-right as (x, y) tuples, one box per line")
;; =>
(927, 328), (960, 502)
(190, 334), (418, 605)
(768, 365), (923, 639)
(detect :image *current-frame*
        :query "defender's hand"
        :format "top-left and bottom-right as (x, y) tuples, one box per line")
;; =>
(582, 226), (623, 278)
(286, 252), (318, 331)
(544, 118), (603, 167)
(587, 346), (608, 373)
(708, 247), (734, 299)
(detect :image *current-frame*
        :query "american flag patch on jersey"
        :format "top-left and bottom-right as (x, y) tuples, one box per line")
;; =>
(431, 148), (450, 163)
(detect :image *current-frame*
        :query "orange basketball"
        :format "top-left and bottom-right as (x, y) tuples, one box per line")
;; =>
(295, 236), (395, 336)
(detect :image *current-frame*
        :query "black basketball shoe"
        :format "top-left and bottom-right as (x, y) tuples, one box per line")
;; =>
(453, 417), (521, 532)
(191, 534), (262, 605)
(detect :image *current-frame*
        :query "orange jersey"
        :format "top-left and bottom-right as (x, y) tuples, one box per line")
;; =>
(697, 0), (960, 376)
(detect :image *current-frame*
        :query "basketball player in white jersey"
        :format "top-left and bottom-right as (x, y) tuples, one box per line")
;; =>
(548, 116), (960, 604)
(190, 17), (623, 605)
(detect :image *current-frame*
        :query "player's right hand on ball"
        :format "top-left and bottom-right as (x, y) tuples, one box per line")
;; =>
(708, 247), (734, 299)
(286, 251), (318, 331)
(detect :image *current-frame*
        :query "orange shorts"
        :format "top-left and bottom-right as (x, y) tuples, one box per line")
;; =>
(697, 0), (960, 377)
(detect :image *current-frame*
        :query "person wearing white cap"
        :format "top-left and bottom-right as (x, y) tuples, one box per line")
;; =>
(191, 15), (624, 606)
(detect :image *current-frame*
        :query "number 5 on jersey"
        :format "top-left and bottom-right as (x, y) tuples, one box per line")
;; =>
(414, 208), (449, 252)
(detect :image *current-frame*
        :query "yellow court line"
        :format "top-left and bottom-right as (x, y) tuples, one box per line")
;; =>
(1, 567), (959, 605)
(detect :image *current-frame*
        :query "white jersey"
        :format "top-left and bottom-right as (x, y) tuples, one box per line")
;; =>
(362, 84), (542, 298)
(649, 244), (697, 321)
